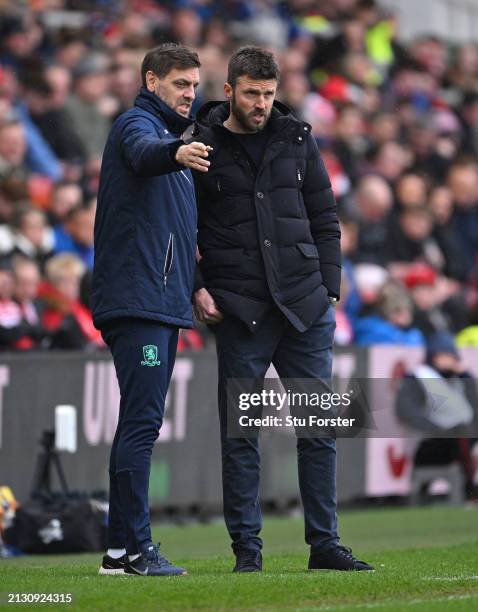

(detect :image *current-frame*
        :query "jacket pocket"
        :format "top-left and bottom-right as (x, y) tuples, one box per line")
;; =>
(297, 243), (319, 259)
(163, 232), (174, 289)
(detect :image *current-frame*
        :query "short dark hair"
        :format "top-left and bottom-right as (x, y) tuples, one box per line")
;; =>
(65, 203), (88, 222)
(227, 46), (280, 88)
(141, 43), (200, 87)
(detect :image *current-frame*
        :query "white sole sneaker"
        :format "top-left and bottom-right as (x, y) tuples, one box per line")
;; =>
(98, 566), (125, 575)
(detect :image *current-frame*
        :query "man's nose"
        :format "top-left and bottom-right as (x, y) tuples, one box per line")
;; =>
(255, 97), (266, 109)
(184, 85), (195, 100)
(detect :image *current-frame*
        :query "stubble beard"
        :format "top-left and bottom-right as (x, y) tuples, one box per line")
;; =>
(155, 84), (191, 117)
(231, 95), (269, 133)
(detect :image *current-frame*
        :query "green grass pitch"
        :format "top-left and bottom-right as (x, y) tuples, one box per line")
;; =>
(1, 506), (477, 611)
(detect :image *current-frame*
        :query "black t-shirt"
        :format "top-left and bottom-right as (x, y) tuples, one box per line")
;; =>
(234, 125), (272, 170)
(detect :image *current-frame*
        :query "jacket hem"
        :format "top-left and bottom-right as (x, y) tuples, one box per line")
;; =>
(93, 308), (193, 330)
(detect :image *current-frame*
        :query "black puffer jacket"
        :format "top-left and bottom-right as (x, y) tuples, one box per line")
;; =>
(192, 100), (341, 333)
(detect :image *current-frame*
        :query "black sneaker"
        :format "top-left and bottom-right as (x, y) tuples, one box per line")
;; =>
(124, 544), (187, 577)
(233, 549), (262, 573)
(308, 545), (374, 571)
(98, 553), (127, 575)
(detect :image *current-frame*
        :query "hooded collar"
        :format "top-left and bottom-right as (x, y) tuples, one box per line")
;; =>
(134, 87), (194, 136)
(195, 99), (303, 135)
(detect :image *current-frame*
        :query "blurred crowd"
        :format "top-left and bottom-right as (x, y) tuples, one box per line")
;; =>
(0, 0), (478, 351)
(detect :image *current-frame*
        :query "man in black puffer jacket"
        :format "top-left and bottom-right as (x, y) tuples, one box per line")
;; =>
(193, 47), (372, 573)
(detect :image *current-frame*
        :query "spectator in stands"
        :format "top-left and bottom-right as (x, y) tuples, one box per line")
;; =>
(406, 115), (455, 181)
(278, 71), (310, 115)
(0, 207), (53, 269)
(333, 104), (367, 185)
(0, 257), (43, 350)
(354, 279), (424, 346)
(368, 111), (399, 147)
(109, 61), (141, 120)
(12, 255), (44, 349)
(428, 185), (468, 281)
(12, 75), (63, 181)
(54, 30), (88, 71)
(354, 174), (393, 264)
(353, 262), (389, 308)
(405, 264), (444, 337)
(394, 172), (428, 210)
(0, 259), (22, 349)
(447, 44), (478, 92)
(0, 118), (28, 183)
(387, 57), (438, 116)
(405, 263), (467, 338)
(44, 63), (86, 184)
(38, 253), (103, 350)
(48, 181), (83, 226)
(64, 56), (111, 162)
(300, 92), (337, 146)
(22, 72), (86, 167)
(459, 91), (478, 157)
(386, 206), (445, 271)
(410, 36), (449, 83)
(395, 331), (477, 497)
(447, 159), (478, 273)
(0, 181), (21, 224)
(45, 64), (72, 110)
(53, 200), (95, 269)
(367, 141), (411, 184)
(168, 8), (203, 48)
(0, 15), (37, 71)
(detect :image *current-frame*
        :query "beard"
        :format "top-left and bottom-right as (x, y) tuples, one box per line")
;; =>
(231, 94), (270, 133)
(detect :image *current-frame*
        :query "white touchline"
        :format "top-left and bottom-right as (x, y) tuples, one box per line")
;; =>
(306, 593), (478, 611)
(422, 575), (478, 581)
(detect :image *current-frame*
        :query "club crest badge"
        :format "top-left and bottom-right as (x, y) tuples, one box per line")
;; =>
(141, 345), (161, 367)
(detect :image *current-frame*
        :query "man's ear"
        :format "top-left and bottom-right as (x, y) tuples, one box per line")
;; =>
(224, 82), (233, 100)
(145, 70), (157, 92)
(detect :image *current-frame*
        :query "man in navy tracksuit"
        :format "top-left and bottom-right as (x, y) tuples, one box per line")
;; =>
(92, 44), (211, 577)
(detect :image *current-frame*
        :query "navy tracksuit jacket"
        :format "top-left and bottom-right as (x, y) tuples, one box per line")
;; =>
(92, 87), (196, 329)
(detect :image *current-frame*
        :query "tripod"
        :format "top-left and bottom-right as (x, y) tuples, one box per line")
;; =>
(30, 430), (69, 498)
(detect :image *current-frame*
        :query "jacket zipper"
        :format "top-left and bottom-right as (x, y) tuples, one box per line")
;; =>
(163, 232), (174, 289)
(297, 168), (307, 218)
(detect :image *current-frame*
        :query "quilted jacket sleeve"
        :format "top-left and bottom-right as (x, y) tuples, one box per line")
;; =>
(302, 134), (341, 298)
